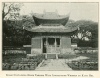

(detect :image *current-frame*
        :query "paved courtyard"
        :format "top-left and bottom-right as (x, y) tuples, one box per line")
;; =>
(35, 56), (89, 71)
(35, 59), (72, 71)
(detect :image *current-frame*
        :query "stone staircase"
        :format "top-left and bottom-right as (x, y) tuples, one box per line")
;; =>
(45, 53), (59, 59)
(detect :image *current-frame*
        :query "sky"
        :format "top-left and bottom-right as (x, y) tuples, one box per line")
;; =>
(20, 3), (98, 22)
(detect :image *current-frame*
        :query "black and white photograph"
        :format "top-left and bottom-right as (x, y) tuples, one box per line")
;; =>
(2, 2), (98, 71)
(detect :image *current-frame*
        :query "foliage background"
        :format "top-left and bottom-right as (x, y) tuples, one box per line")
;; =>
(2, 3), (98, 48)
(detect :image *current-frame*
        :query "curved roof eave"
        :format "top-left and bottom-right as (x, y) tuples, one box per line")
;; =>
(24, 26), (78, 33)
(32, 13), (69, 26)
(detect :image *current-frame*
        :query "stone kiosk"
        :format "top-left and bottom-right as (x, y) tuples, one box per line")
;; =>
(25, 11), (78, 59)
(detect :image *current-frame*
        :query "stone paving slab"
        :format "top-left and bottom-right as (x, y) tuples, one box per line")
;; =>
(35, 59), (72, 71)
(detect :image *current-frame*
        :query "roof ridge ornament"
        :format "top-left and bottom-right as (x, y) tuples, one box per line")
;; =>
(43, 9), (46, 14)
(68, 12), (70, 16)
(55, 9), (58, 15)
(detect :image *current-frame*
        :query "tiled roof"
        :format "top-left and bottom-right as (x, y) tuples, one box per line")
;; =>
(32, 12), (69, 26)
(25, 25), (78, 33)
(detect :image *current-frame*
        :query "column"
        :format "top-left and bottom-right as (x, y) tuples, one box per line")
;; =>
(45, 53), (47, 59)
(56, 54), (58, 59)
(45, 38), (48, 59)
(46, 38), (48, 46)
(46, 38), (48, 53)
(54, 38), (57, 53)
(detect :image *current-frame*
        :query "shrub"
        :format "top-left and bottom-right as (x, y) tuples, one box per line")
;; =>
(2, 54), (45, 70)
(67, 60), (98, 70)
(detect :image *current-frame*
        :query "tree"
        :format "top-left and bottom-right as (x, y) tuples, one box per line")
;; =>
(22, 15), (35, 29)
(69, 20), (98, 47)
(2, 3), (23, 20)
(2, 3), (24, 46)
(70, 20), (98, 41)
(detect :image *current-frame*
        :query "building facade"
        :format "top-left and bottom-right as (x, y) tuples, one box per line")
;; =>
(25, 11), (77, 58)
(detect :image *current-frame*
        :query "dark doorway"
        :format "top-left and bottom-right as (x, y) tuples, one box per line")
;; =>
(48, 38), (55, 45)
(56, 38), (60, 47)
(42, 38), (60, 54)
(43, 38), (46, 53)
